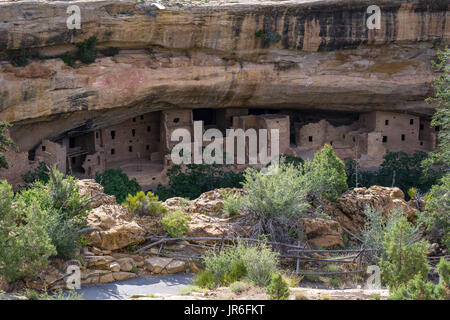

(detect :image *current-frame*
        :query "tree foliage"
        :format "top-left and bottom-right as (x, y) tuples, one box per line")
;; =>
(161, 210), (190, 238)
(379, 210), (430, 289)
(345, 151), (443, 198)
(420, 173), (450, 249)
(155, 164), (244, 201)
(123, 191), (167, 216)
(266, 273), (290, 300)
(423, 47), (449, 168)
(0, 180), (56, 282)
(95, 168), (141, 204)
(0, 122), (16, 169)
(304, 144), (348, 202)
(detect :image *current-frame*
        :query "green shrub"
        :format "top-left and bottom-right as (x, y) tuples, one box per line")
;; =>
(266, 273), (290, 300)
(304, 144), (348, 202)
(389, 257), (449, 300)
(199, 241), (278, 288)
(24, 289), (83, 300)
(193, 270), (217, 289)
(123, 191), (167, 216)
(423, 47), (449, 167)
(379, 210), (430, 289)
(161, 210), (189, 238)
(236, 241), (279, 287)
(76, 36), (98, 64)
(420, 173), (450, 249)
(241, 160), (309, 226)
(389, 273), (447, 300)
(255, 30), (282, 45)
(0, 180), (56, 282)
(7, 48), (30, 67)
(101, 47), (119, 57)
(18, 168), (87, 259)
(222, 191), (242, 217)
(360, 205), (387, 264)
(230, 281), (250, 294)
(0, 121), (15, 169)
(60, 54), (77, 67)
(155, 164), (244, 201)
(437, 257), (449, 288)
(202, 245), (246, 286)
(95, 168), (141, 203)
(22, 161), (51, 185)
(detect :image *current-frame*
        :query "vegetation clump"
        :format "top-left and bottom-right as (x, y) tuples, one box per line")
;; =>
(123, 191), (167, 216)
(266, 273), (290, 300)
(221, 191), (243, 217)
(255, 30), (282, 46)
(155, 164), (244, 201)
(0, 168), (87, 282)
(161, 209), (190, 238)
(194, 241), (279, 289)
(22, 161), (51, 185)
(75, 36), (98, 64)
(0, 122), (16, 169)
(95, 168), (141, 203)
(7, 48), (30, 67)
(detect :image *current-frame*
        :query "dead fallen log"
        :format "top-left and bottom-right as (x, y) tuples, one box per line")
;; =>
(76, 227), (101, 236)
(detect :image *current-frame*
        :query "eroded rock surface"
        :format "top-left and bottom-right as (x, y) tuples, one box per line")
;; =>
(0, 0), (447, 151)
(329, 185), (418, 234)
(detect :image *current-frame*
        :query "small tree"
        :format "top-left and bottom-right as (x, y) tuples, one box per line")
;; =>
(304, 144), (348, 202)
(95, 168), (141, 203)
(0, 180), (56, 282)
(266, 273), (290, 300)
(423, 47), (449, 168)
(18, 167), (88, 259)
(360, 205), (386, 264)
(379, 209), (430, 289)
(0, 122), (16, 169)
(420, 173), (450, 249)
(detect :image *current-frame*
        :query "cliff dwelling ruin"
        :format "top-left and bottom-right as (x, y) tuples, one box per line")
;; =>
(0, 0), (447, 191)
(0, 108), (439, 191)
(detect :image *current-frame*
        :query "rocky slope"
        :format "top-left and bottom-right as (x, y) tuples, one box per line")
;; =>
(0, 0), (448, 149)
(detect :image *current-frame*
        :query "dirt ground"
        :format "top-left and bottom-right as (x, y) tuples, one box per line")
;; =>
(131, 285), (389, 300)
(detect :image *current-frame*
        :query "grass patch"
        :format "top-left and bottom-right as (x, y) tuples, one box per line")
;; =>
(294, 291), (309, 300)
(230, 281), (251, 294)
(178, 285), (206, 296)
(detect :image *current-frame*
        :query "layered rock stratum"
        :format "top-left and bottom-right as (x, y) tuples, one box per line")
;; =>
(0, 0), (448, 149)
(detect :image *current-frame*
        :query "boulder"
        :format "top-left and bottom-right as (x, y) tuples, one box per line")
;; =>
(116, 258), (136, 272)
(84, 255), (115, 269)
(84, 204), (146, 251)
(166, 260), (186, 274)
(163, 197), (188, 211)
(109, 262), (121, 272)
(187, 213), (238, 238)
(188, 188), (244, 215)
(298, 218), (344, 249)
(145, 257), (173, 274)
(144, 257), (186, 274)
(99, 273), (115, 284)
(112, 272), (136, 281)
(328, 186), (419, 234)
(76, 179), (116, 208)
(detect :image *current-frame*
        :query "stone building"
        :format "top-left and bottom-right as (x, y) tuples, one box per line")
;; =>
(0, 108), (439, 189)
(294, 111), (437, 168)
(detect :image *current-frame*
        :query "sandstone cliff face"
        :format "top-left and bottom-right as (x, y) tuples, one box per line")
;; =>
(0, 0), (448, 150)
